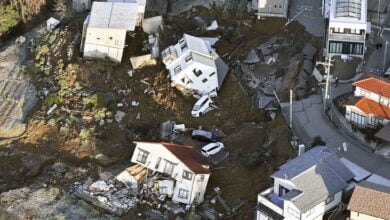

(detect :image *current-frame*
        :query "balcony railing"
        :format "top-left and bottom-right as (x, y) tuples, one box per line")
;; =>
(328, 32), (365, 42)
(257, 187), (284, 216)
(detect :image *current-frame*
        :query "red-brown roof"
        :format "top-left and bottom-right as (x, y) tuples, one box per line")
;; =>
(354, 97), (390, 119)
(353, 77), (390, 99)
(347, 181), (390, 219)
(161, 143), (210, 174)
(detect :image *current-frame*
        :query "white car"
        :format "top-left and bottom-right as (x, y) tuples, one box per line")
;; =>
(201, 142), (224, 157)
(191, 95), (213, 117)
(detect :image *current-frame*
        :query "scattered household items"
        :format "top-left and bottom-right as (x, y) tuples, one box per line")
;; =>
(142, 16), (164, 34)
(206, 20), (218, 31)
(201, 142), (224, 158)
(131, 142), (210, 204)
(72, 0), (92, 12)
(161, 34), (229, 97)
(192, 129), (216, 142)
(160, 120), (188, 141)
(81, 0), (146, 62)
(323, 0), (370, 58)
(256, 146), (355, 220)
(347, 181), (390, 220)
(191, 95), (215, 117)
(46, 17), (60, 31)
(255, 0), (289, 19)
(345, 77), (390, 128)
(130, 54), (157, 69)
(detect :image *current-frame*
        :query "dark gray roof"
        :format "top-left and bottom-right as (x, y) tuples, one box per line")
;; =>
(256, 203), (284, 220)
(272, 146), (355, 212)
(375, 124), (390, 142)
(281, 189), (302, 200)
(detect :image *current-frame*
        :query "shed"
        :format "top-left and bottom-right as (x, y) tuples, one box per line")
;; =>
(47, 17), (60, 31)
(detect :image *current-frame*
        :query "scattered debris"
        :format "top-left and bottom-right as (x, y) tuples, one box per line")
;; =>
(142, 16), (164, 34)
(206, 20), (219, 31)
(130, 54), (157, 69)
(47, 17), (60, 31)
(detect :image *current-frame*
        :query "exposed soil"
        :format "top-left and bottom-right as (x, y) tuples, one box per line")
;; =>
(0, 4), (308, 219)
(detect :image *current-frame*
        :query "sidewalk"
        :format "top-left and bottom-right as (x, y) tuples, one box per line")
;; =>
(281, 94), (390, 179)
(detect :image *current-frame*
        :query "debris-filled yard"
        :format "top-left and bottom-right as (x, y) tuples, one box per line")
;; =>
(0, 2), (321, 219)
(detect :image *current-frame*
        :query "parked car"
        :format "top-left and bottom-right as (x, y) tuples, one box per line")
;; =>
(201, 142), (224, 157)
(191, 95), (213, 117)
(192, 130), (215, 142)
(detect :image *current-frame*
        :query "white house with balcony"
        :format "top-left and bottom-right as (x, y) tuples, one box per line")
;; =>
(256, 0), (289, 19)
(345, 77), (390, 127)
(81, 0), (146, 63)
(161, 34), (228, 97)
(324, 0), (370, 58)
(256, 146), (354, 220)
(130, 142), (210, 205)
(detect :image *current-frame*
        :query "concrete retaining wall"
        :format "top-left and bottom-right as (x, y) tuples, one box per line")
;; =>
(328, 103), (378, 151)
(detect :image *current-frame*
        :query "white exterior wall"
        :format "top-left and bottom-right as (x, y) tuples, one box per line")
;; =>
(130, 143), (210, 204)
(257, 0), (288, 18)
(83, 27), (127, 63)
(282, 191), (342, 220)
(350, 211), (384, 220)
(354, 87), (390, 107)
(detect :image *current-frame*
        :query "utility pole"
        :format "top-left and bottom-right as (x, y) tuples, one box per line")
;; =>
(290, 89), (293, 129)
(324, 55), (332, 112)
(378, 0), (381, 26)
(384, 41), (388, 72)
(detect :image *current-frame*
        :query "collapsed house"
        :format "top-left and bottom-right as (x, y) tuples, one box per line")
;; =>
(81, 0), (146, 63)
(345, 77), (390, 128)
(131, 142), (211, 205)
(255, 0), (289, 19)
(324, 0), (370, 58)
(256, 146), (355, 220)
(162, 34), (228, 97)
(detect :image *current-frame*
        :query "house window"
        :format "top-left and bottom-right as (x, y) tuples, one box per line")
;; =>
(136, 149), (149, 164)
(380, 97), (385, 104)
(97, 37), (100, 40)
(202, 78), (208, 83)
(160, 186), (168, 194)
(209, 72), (216, 77)
(199, 175), (205, 181)
(193, 69), (203, 77)
(325, 195), (334, 204)
(367, 116), (379, 126)
(163, 160), (175, 175)
(155, 157), (161, 169)
(351, 111), (365, 125)
(174, 65), (182, 74)
(288, 207), (300, 218)
(185, 55), (193, 63)
(178, 189), (189, 199)
(182, 170), (193, 180)
(180, 42), (187, 51)
(109, 37), (113, 40)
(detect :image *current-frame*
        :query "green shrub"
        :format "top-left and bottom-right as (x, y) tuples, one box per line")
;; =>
(0, 5), (19, 34)
(44, 93), (62, 107)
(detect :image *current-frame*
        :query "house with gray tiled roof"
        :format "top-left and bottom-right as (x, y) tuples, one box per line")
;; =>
(256, 146), (355, 220)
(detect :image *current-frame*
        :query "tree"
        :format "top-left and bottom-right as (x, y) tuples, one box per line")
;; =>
(0, 5), (19, 35)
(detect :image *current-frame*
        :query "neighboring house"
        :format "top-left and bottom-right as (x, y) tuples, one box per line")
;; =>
(161, 34), (228, 97)
(256, 146), (354, 220)
(130, 142), (210, 205)
(256, 0), (289, 19)
(82, 0), (146, 63)
(347, 181), (390, 220)
(345, 77), (390, 127)
(325, 0), (370, 58)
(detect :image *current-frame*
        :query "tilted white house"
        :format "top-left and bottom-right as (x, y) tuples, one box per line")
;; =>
(325, 0), (370, 58)
(162, 34), (228, 97)
(82, 0), (146, 63)
(345, 77), (390, 127)
(130, 142), (210, 205)
(256, 146), (354, 220)
(256, 0), (289, 19)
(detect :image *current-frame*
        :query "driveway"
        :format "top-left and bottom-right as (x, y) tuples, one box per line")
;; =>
(288, 0), (325, 37)
(281, 94), (390, 179)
